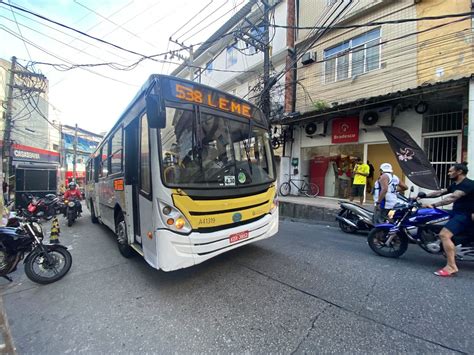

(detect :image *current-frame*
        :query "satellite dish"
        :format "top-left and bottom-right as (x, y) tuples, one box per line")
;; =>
(362, 112), (379, 126)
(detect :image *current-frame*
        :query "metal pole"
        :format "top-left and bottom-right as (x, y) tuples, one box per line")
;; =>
(468, 79), (474, 179)
(3, 56), (16, 185)
(73, 123), (78, 183)
(262, 0), (271, 121)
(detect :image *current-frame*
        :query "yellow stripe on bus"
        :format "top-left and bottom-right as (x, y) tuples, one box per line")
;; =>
(172, 185), (276, 229)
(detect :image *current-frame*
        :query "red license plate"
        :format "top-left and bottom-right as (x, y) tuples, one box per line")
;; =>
(229, 231), (249, 244)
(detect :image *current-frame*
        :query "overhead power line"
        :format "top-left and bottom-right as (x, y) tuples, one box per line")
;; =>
(271, 11), (474, 30)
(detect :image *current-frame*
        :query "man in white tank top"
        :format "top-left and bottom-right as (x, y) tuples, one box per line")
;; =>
(373, 163), (407, 224)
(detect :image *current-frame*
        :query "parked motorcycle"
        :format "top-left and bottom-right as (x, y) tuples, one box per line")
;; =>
(367, 199), (474, 261)
(336, 193), (409, 233)
(22, 193), (63, 221)
(64, 197), (81, 227)
(0, 214), (72, 284)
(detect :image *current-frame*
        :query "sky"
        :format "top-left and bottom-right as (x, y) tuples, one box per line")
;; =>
(0, 0), (245, 134)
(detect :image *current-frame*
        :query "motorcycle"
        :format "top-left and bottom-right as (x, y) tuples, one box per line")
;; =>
(367, 199), (474, 261)
(22, 193), (63, 220)
(64, 197), (81, 227)
(336, 193), (409, 233)
(0, 214), (72, 284)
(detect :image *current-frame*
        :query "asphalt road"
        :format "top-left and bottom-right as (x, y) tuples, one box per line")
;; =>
(1, 210), (473, 354)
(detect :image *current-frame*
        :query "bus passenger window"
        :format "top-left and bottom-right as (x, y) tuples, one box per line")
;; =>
(140, 114), (151, 194)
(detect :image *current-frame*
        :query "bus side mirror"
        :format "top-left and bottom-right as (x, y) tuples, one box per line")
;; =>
(146, 94), (166, 129)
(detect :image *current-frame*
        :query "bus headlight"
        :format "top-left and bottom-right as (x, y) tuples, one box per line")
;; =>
(270, 194), (279, 214)
(158, 201), (191, 233)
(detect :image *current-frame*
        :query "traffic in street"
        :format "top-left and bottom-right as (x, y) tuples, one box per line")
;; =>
(1, 210), (473, 354)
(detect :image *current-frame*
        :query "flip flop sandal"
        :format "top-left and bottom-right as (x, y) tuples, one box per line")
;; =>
(434, 269), (457, 277)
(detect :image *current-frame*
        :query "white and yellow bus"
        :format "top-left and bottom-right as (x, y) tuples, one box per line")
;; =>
(85, 75), (278, 271)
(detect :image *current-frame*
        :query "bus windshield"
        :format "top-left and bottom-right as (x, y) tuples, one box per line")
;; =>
(161, 106), (275, 189)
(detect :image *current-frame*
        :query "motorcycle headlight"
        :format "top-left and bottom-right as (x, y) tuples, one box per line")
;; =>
(158, 201), (191, 234)
(411, 206), (418, 213)
(32, 222), (43, 239)
(68, 202), (75, 208)
(388, 210), (395, 219)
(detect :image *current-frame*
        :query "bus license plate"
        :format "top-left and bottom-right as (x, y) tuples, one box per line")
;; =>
(229, 231), (249, 244)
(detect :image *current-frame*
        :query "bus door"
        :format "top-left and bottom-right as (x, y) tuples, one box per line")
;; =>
(124, 118), (141, 244)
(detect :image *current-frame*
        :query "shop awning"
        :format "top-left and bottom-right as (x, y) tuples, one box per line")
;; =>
(278, 77), (471, 125)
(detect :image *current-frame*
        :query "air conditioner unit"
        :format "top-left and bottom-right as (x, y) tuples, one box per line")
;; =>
(305, 122), (325, 136)
(301, 51), (316, 65)
(360, 107), (391, 130)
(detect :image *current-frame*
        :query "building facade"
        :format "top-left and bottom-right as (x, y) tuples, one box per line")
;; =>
(280, 0), (474, 199)
(0, 57), (60, 203)
(61, 125), (102, 189)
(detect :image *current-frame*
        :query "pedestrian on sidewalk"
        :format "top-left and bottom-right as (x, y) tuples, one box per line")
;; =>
(2, 180), (8, 204)
(350, 157), (369, 205)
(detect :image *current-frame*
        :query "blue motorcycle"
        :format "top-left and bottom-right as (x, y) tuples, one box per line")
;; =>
(367, 200), (474, 261)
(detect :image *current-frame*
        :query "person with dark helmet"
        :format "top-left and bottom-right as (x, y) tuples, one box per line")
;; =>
(418, 162), (474, 277)
(64, 181), (83, 215)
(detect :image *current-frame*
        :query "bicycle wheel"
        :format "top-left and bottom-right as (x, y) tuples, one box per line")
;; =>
(279, 182), (291, 196)
(304, 183), (319, 197)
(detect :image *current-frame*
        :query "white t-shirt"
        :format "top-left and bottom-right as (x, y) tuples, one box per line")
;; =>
(373, 173), (400, 209)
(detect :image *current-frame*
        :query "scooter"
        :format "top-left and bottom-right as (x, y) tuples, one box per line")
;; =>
(336, 193), (409, 233)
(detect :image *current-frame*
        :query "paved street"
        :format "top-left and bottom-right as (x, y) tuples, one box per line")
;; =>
(1, 210), (474, 354)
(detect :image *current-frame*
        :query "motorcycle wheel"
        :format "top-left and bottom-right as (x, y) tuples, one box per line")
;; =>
(67, 212), (74, 227)
(368, 227), (408, 258)
(338, 211), (357, 234)
(24, 246), (72, 284)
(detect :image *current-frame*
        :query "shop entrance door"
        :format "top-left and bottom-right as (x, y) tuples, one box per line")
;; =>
(367, 143), (404, 201)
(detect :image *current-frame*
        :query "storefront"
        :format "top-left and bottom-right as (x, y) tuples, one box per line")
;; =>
(280, 79), (470, 199)
(10, 144), (60, 207)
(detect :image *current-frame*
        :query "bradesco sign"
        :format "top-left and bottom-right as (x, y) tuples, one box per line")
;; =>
(11, 144), (60, 163)
(331, 117), (359, 144)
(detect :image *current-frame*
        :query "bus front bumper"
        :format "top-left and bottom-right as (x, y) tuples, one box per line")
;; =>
(155, 212), (279, 272)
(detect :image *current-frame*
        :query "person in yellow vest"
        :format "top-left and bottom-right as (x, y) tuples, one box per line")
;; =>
(350, 157), (370, 205)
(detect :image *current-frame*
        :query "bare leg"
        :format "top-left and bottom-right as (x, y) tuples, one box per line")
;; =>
(439, 227), (458, 274)
(359, 195), (364, 205)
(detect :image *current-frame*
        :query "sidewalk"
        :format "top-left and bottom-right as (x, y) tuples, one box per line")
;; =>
(278, 195), (374, 225)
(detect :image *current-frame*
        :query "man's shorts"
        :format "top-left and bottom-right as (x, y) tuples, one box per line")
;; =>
(444, 212), (473, 235)
(351, 184), (365, 197)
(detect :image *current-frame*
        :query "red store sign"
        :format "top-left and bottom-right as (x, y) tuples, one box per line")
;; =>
(331, 117), (359, 144)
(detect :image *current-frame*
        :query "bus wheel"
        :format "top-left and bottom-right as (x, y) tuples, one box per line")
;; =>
(116, 212), (134, 258)
(90, 200), (98, 224)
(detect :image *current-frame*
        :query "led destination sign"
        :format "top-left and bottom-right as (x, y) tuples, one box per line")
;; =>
(165, 79), (253, 119)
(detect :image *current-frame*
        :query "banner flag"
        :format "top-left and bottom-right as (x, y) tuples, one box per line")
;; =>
(380, 126), (440, 190)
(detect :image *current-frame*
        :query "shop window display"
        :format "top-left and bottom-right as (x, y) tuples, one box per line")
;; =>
(302, 144), (363, 198)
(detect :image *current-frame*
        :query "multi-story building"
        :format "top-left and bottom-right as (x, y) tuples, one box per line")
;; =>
(0, 57), (60, 204)
(61, 125), (102, 189)
(280, 0), (474, 198)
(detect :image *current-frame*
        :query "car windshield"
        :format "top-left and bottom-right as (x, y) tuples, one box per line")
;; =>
(160, 106), (275, 188)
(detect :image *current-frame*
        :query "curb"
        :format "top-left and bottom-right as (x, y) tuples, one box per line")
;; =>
(0, 296), (15, 354)
(279, 201), (339, 227)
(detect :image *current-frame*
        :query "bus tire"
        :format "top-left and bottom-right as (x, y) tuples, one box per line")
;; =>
(90, 200), (99, 224)
(116, 212), (134, 258)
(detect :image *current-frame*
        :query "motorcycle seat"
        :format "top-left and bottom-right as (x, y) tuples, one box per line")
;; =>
(339, 201), (374, 213)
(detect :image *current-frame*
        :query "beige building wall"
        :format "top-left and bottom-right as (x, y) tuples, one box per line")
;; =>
(295, 0), (418, 113)
(417, 0), (474, 84)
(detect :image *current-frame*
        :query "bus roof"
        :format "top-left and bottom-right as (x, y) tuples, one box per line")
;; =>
(90, 74), (264, 158)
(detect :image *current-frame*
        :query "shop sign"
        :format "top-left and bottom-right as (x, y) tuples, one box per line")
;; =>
(11, 144), (60, 163)
(331, 117), (359, 144)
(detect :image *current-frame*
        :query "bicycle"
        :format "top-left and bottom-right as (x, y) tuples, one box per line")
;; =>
(279, 174), (319, 197)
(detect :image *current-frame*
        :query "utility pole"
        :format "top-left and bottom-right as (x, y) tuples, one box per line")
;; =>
(73, 124), (78, 183)
(3, 56), (16, 185)
(169, 38), (195, 81)
(234, 1), (274, 119)
(261, 0), (271, 121)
